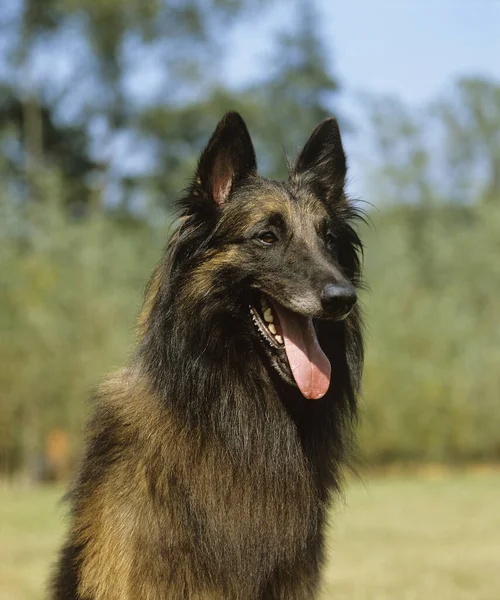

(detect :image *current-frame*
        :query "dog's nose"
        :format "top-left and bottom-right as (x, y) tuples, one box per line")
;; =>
(321, 283), (357, 318)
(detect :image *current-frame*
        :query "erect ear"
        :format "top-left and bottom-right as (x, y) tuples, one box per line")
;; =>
(191, 112), (257, 209)
(293, 118), (347, 202)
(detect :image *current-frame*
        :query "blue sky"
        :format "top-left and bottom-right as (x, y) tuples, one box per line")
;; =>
(225, 0), (500, 104)
(224, 0), (500, 197)
(321, 0), (500, 104)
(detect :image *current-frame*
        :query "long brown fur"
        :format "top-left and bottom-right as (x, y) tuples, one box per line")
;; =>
(51, 112), (364, 599)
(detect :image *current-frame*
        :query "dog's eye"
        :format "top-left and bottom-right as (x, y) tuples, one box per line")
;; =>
(257, 231), (278, 245)
(326, 231), (336, 251)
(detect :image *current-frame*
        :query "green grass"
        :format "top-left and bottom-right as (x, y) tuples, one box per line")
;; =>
(0, 485), (66, 600)
(1, 473), (499, 599)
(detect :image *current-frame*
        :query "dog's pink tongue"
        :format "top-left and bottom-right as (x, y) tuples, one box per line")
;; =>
(273, 305), (331, 400)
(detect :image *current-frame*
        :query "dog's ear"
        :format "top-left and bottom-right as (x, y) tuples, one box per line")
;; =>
(190, 112), (257, 210)
(293, 118), (346, 202)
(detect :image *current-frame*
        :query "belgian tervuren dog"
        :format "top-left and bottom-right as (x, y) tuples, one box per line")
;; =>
(51, 112), (364, 599)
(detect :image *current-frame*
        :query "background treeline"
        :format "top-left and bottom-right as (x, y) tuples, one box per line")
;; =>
(1, 0), (499, 478)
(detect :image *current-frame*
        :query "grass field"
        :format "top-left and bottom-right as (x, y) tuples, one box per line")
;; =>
(1, 472), (499, 600)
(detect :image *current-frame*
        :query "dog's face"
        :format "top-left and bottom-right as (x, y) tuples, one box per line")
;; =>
(174, 113), (362, 399)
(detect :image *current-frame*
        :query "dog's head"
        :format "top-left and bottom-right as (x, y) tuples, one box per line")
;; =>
(164, 112), (363, 399)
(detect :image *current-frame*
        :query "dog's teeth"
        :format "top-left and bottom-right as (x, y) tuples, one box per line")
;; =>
(263, 308), (274, 323)
(251, 301), (284, 349)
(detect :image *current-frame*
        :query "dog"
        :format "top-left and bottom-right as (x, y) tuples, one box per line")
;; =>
(51, 112), (364, 599)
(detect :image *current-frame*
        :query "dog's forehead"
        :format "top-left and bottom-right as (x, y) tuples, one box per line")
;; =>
(233, 179), (329, 227)
(286, 184), (327, 219)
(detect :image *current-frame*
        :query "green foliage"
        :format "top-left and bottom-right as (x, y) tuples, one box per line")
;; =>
(0, 176), (166, 473)
(435, 77), (500, 204)
(358, 78), (500, 463)
(360, 204), (500, 463)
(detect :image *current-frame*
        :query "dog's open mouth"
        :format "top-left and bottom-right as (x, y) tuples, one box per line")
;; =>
(250, 296), (285, 348)
(250, 295), (331, 400)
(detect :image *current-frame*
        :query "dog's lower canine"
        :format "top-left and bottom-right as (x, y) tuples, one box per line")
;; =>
(51, 113), (364, 599)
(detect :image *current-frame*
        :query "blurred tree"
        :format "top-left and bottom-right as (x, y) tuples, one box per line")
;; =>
(250, 0), (340, 177)
(138, 0), (342, 203)
(0, 0), (269, 211)
(364, 76), (500, 286)
(0, 84), (95, 206)
(366, 77), (500, 207)
(434, 77), (500, 205)
(365, 96), (436, 286)
(359, 76), (500, 463)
